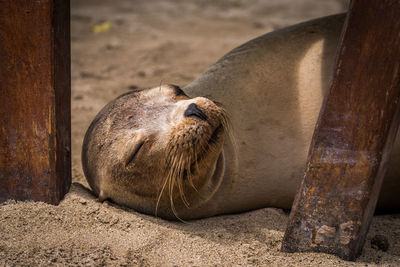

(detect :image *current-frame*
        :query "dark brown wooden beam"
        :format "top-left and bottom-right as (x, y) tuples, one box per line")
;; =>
(281, 0), (400, 261)
(0, 0), (71, 204)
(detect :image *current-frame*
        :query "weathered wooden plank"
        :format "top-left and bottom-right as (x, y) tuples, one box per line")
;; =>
(281, 0), (400, 261)
(0, 0), (71, 204)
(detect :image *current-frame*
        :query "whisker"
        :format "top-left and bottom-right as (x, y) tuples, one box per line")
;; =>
(186, 150), (198, 192)
(169, 163), (186, 222)
(155, 167), (171, 217)
(177, 154), (190, 207)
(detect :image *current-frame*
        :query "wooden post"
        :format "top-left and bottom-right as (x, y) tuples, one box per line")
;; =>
(281, 0), (400, 261)
(0, 0), (71, 204)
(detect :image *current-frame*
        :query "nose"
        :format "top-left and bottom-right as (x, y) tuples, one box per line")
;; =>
(184, 103), (208, 121)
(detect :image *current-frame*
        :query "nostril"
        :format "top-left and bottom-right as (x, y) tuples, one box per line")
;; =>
(184, 103), (208, 121)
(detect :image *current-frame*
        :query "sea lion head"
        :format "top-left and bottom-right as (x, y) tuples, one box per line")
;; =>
(82, 84), (230, 220)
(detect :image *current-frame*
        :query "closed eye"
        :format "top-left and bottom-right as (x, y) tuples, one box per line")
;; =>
(125, 141), (145, 167)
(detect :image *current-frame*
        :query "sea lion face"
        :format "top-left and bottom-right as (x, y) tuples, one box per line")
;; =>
(83, 84), (228, 219)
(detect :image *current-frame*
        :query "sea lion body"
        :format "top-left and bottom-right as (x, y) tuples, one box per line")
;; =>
(83, 14), (400, 220)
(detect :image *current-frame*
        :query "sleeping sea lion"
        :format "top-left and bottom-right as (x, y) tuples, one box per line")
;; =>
(82, 14), (400, 220)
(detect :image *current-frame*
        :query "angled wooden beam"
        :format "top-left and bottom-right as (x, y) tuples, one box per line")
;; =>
(281, 0), (400, 261)
(0, 0), (71, 204)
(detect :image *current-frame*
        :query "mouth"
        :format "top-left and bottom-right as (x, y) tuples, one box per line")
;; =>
(189, 124), (224, 171)
(208, 124), (223, 145)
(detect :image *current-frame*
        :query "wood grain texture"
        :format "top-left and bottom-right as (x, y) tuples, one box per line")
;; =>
(0, 0), (71, 204)
(281, 0), (400, 261)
